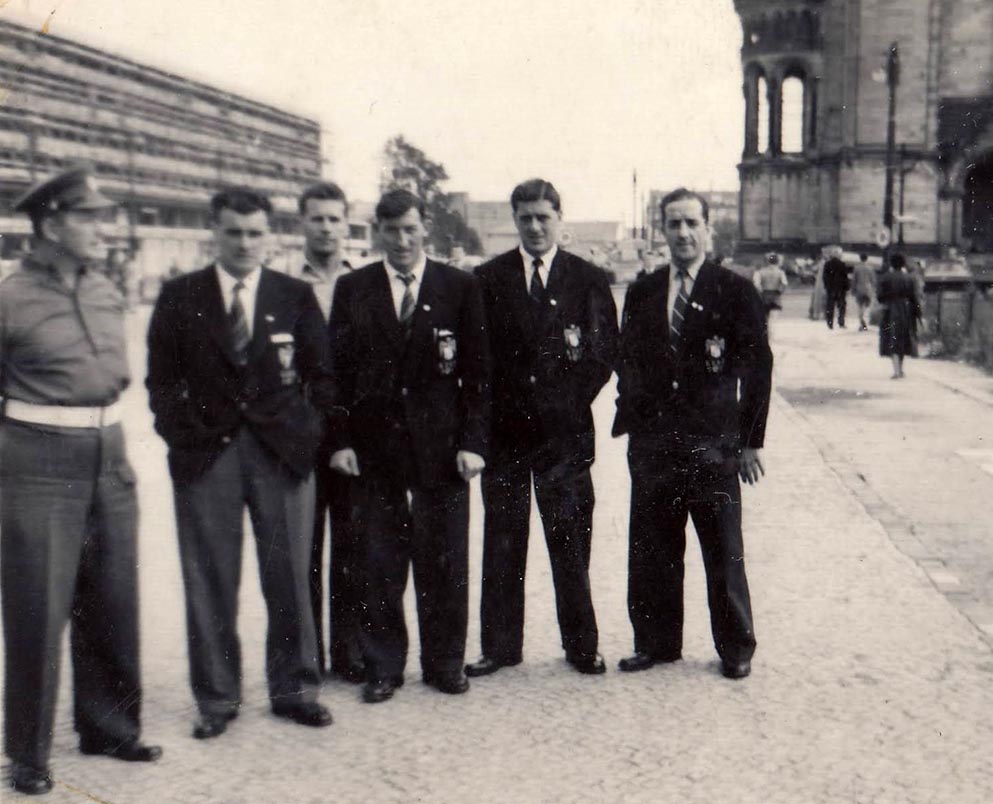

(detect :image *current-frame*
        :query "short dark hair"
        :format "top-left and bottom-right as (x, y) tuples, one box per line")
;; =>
(890, 252), (906, 270)
(375, 189), (425, 222)
(510, 179), (561, 213)
(298, 182), (348, 215)
(210, 187), (272, 221)
(659, 188), (709, 223)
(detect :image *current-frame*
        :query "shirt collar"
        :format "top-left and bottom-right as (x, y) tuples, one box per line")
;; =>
(519, 244), (557, 270)
(215, 263), (262, 292)
(670, 259), (702, 283)
(385, 253), (427, 282)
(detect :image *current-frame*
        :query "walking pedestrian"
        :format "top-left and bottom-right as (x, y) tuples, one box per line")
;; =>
(877, 253), (921, 379)
(822, 246), (850, 329)
(852, 252), (876, 331)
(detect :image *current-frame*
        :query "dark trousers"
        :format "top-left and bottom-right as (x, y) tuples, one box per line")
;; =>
(479, 451), (599, 662)
(309, 461), (363, 674)
(172, 429), (320, 717)
(355, 477), (469, 682)
(825, 290), (847, 328)
(626, 440), (756, 664)
(1, 420), (142, 769)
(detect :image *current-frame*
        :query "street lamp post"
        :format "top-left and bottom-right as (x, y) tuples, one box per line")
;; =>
(882, 42), (900, 261)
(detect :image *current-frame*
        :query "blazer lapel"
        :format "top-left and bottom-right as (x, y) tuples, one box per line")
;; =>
(539, 251), (568, 334)
(403, 261), (443, 381)
(369, 263), (405, 347)
(202, 265), (242, 367)
(505, 252), (535, 341)
(676, 261), (717, 358)
(247, 269), (279, 363)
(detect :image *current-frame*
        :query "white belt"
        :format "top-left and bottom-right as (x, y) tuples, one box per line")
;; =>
(4, 398), (122, 429)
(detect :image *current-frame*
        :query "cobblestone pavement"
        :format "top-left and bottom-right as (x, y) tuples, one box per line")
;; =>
(3, 302), (993, 803)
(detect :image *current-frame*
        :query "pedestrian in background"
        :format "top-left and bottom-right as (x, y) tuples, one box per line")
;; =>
(1, 168), (162, 796)
(147, 186), (335, 740)
(466, 179), (618, 680)
(808, 252), (827, 320)
(328, 189), (490, 705)
(852, 252), (876, 331)
(877, 252), (921, 379)
(753, 251), (788, 325)
(613, 188), (772, 681)
(822, 245), (850, 329)
(294, 182), (364, 684)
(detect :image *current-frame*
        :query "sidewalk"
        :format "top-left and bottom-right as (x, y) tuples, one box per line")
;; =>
(2, 307), (992, 803)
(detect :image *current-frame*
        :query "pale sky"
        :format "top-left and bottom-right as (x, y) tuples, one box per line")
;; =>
(4, 0), (745, 223)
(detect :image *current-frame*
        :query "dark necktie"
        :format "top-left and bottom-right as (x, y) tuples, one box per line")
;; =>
(669, 268), (690, 355)
(529, 258), (545, 318)
(229, 280), (251, 363)
(398, 272), (416, 328)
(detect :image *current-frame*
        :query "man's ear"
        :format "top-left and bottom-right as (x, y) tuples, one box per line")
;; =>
(39, 213), (60, 243)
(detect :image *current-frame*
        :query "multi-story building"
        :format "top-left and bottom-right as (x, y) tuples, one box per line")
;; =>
(733, 0), (993, 270)
(0, 18), (338, 278)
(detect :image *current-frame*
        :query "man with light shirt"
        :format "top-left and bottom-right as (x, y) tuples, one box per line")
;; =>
(327, 189), (490, 704)
(147, 186), (334, 739)
(466, 178), (618, 679)
(1, 167), (162, 796)
(295, 182), (364, 684)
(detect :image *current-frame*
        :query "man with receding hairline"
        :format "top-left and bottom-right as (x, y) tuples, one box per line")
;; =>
(613, 187), (772, 680)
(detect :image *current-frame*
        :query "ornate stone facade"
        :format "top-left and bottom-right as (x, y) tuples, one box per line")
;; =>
(734, 0), (993, 267)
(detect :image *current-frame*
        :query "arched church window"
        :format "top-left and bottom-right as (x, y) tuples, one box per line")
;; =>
(757, 76), (769, 154)
(781, 74), (805, 153)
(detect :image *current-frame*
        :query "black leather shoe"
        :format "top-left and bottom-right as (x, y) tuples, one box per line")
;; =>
(618, 651), (682, 672)
(271, 701), (333, 727)
(363, 677), (403, 703)
(721, 659), (751, 680)
(464, 655), (522, 678)
(423, 671), (470, 695)
(80, 738), (162, 762)
(10, 763), (53, 796)
(567, 653), (607, 675)
(192, 711), (237, 740)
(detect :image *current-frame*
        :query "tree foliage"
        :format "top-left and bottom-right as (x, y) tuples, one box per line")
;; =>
(381, 135), (482, 256)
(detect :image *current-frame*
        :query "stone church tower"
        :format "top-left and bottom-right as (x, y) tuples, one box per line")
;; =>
(733, 0), (993, 266)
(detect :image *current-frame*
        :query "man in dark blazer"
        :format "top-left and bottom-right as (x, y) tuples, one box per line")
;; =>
(147, 187), (334, 738)
(613, 187), (772, 680)
(466, 178), (618, 678)
(327, 189), (489, 704)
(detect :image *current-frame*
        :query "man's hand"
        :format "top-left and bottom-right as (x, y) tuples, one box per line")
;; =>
(739, 447), (765, 485)
(330, 448), (360, 477)
(456, 450), (486, 482)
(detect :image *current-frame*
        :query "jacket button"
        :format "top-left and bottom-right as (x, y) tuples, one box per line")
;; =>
(529, 375), (537, 385)
(401, 387), (409, 397)
(222, 436), (232, 444)
(672, 381), (679, 390)
(238, 402), (248, 411)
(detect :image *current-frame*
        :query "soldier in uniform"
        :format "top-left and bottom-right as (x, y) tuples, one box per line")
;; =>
(1, 168), (162, 796)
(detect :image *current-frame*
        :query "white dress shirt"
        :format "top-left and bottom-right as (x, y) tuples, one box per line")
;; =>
(667, 261), (701, 324)
(215, 264), (262, 336)
(384, 255), (427, 319)
(519, 244), (557, 290)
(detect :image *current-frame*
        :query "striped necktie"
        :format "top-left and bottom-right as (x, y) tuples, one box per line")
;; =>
(229, 280), (251, 363)
(398, 272), (416, 328)
(669, 268), (690, 355)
